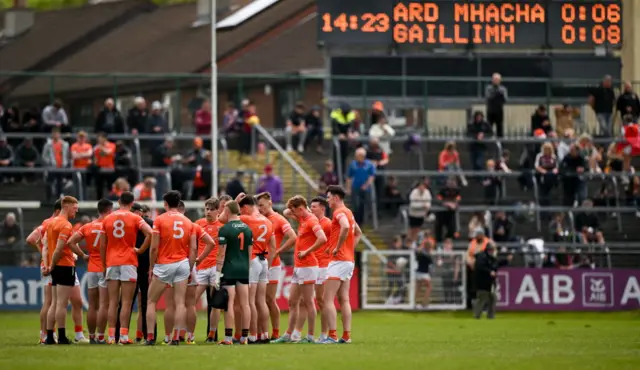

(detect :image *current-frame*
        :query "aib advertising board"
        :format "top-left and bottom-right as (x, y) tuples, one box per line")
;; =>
(0, 266), (360, 311)
(495, 268), (640, 311)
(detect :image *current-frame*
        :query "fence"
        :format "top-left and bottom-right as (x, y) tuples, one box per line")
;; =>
(2, 71), (637, 133)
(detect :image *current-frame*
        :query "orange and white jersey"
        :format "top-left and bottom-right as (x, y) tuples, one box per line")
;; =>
(240, 213), (274, 258)
(294, 214), (322, 268)
(103, 210), (147, 267)
(267, 212), (292, 267)
(314, 216), (332, 268)
(194, 218), (221, 270)
(153, 211), (194, 264)
(329, 206), (356, 262)
(74, 220), (105, 272)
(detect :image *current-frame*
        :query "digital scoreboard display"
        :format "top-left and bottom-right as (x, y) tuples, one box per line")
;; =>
(317, 0), (623, 49)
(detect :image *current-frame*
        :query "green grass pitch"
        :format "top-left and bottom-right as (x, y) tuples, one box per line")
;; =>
(0, 311), (638, 370)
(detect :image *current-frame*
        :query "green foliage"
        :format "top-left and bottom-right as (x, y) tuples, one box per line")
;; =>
(0, 0), (195, 11)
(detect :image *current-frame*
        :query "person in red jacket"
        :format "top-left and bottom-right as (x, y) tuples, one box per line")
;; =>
(194, 100), (212, 136)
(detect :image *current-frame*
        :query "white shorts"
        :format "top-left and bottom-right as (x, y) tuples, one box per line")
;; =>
(327, 261), (355, 282)
(316, 267), (328, 285)
(249, 257), (268, 284)
(153, 259), (190, 286)
(195, 266), (217, 286)
(188, 266), (198, 287)
(75, 273), (80, 287)
(416, 272), (431, 281)
(291, 266), (318, 285)
(106, 265), (138, 282)
(86, 272), (107, 289)
(268, 265), (281, 284)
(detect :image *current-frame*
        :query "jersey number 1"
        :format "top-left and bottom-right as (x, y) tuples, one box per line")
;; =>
(238, 232), (244, 250)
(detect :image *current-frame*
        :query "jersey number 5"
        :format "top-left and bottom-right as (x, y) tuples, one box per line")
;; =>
(173, 221), (184, 239)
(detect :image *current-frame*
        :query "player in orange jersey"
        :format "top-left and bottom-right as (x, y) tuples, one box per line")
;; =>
(193, 197), (225, 343)
(42, 196), (82, 345)
(237, 193), (275, 343)
(309, 196), (332, 341)
(66, 199), (113, 344)
(101, 191), (153, 344)
(272, 196), (326, 343)
(145, 191), (197, 346)
(256, 192), (296, 340)
(321, 185), (361, 344)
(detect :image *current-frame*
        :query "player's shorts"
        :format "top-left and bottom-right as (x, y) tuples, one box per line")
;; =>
(153, 259), (190, 286)
(268, 265), (281, 285)
(316, 267), (328, 285)
(195, 266), (217, 286)
(51, 266), (76, 287)
(249, 257), (268, 284)
(106, 265), (138, 282)
(85, 271), (107, 289)
(327, 261), (355, 282)
(291, 266), (318, 285)
(416, 272), (431, 281)
(188, 266), (198, 287)
(74, 273), (80, 287)
(221, 278), (249, 286)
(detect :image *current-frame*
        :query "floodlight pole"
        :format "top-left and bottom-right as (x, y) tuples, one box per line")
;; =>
(211, 0), (218, 198)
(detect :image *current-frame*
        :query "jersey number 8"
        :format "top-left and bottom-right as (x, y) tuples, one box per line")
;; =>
(112, 220), (125, 238)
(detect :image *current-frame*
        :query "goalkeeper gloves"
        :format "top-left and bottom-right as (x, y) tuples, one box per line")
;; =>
(214, 271), (224, 290)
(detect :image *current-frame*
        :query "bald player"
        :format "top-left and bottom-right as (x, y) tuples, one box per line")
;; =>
(256, 192), (296, 340)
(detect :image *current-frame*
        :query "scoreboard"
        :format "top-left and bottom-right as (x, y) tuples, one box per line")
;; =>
(317, 0), (623, 49)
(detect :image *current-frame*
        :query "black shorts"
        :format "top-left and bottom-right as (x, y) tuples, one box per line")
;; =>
(409, 216), (425, 228)
(221, 278), (249, 286)
(51, 266), (76, 287)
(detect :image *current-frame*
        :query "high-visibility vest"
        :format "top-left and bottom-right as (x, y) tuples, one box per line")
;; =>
(467, 237), (489, 260)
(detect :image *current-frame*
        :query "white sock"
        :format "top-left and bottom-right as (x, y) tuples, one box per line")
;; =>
(248, 335), (257, 342)
(75, 331), (85, 340)
(40, 330), (45, 339)
(225, 335), (233, 341)
(319, 333), (327, 340)
(307, 334), (314, 341)
(187, 332), (194, 341)
(282, 332), (291, 338)
(291, 330), (301, 339)
(164, 335), (170, 342)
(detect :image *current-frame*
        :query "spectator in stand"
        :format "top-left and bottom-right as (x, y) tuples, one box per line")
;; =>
(318, 160), (338, 193)
(0, 136), (14, 183)
(70, 131), (93, 190)
(222, 102), (239, 135)
(127, 96), (148, 135)
(497, 148), (511, 173)
(485, 73), (508, 138)
(534, 142), (559, 209)
(114, 140), (135, 185)
(21, 106), (42, 134)
(370, 101), (385, 125)
(383, 175), (405, 216)
(560, 144), (587, 206)
(438, 141), (461, 172)
(555, 246), (576, 269)
(554, 104), (581, 136)
(191, 150), (212, 200)
(133, 177), (157, 201)
(147, 101), (169, 137)
(194, 99), (212, 137)
(41, 99), (70, 133)
(347, 147), (376, 225)
(616, 81), (640, 122)
(225, 171), (246, 199)
(369, 115), (396, 156)
(304, 105), (324, 153)
(107, 177), (130, 201)
(588, 75), (616, 137)
(0, 212), (20, 246)
(0, 105), (21, 147)
(577, 133), (601, 173)
(285, 101), (307, 153)
(557, 128), (575, 163)
(184, 137), (207, 168)
(468, 211), (489, 240)
(95, 98), (125, 134)
(492, 211), (515, 244)
(151, 136), (174, 167)
(14, 138), (39, 183)
(575, 199), (605, 245)
(331, 103), (357, 178)
(42, 128), (69, 199)
(435, 177), (461, 242)
(366, 137), (389, 202)
(467, 111), (493, 171)
(550, 212), (573, 242)
(407, 178), (432, 244)
(93, 132), (116, 200)
(240, 101), (260, 160)
(482, 159), (502, 204)
(256, 164), (283, 203)
(530, 105), (552, 136)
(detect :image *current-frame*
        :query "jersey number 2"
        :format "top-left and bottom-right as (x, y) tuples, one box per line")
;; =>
(257, 224), (268, 242)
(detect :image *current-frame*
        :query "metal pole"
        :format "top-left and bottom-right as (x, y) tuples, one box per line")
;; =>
(211, 1), (219, 198)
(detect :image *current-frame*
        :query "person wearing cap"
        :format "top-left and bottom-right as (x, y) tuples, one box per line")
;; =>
(127, 97), (148, 135)
(472, 241), (498, 319)
(184, 137), (207, 168)
(370, 101), (385, 125)
(285, 101), (308, 153)
(0, 136), (14, 183)
(256, 164), (283, 203)
(95, 98), (125, 134)
(305, 105), (324, 153)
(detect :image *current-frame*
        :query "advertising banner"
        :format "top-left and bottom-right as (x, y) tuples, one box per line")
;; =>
(0, 266), (360, 311)
(496, 268), (640, 311)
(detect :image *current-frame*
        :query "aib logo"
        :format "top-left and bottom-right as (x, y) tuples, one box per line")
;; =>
(582, 273), (614, 307)
(495, 272), (508, 306)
